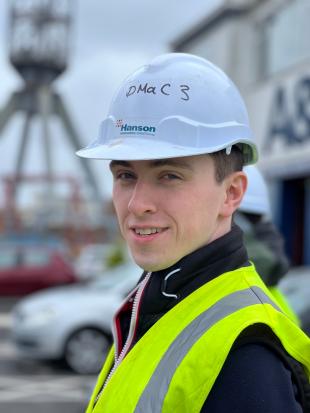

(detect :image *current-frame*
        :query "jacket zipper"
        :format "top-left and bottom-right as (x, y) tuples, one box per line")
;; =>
(94, 271), (152, 405)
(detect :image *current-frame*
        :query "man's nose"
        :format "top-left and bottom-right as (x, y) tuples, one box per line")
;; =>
(128, 181), (157, 216)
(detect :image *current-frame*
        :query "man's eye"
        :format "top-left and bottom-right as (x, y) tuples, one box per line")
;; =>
(162, 173), (181, 180)
(116, 172), (135, 180)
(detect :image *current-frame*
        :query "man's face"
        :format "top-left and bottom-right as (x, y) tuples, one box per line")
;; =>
(110, 155), (241, 272)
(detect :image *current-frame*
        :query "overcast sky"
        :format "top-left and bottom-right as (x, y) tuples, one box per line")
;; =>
(0, 0), (222, 205)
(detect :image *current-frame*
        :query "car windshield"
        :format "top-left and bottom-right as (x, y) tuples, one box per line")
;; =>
(0, 249), (17, 268)
(23, 250), (50, 266)
(0, 247), (50, 268)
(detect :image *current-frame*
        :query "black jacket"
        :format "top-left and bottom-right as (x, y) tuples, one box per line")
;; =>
(117, 225), (305, 412)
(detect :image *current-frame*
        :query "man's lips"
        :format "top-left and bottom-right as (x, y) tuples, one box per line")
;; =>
(129, 226), (168, 237)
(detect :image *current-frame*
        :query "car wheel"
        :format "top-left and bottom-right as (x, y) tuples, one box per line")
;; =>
(64, 328), (111, 374)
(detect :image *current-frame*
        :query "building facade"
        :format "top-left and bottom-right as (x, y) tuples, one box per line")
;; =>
(173, 0), (310, 266)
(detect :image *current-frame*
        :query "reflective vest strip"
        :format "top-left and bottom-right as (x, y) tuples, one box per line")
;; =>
(134, 286), (281, 413)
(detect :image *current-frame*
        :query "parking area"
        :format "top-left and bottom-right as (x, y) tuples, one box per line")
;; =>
(0, 298), (94, 413)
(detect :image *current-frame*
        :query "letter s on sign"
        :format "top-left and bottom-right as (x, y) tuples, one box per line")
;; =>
(161, 83), (171, 96)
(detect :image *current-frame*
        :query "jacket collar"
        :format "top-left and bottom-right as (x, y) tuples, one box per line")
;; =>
(139, 224), (249, 316)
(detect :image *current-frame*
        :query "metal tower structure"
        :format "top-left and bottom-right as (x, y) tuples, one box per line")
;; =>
(0, 0), (100, 203)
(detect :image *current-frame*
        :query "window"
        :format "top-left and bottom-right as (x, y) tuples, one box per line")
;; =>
(0, 248), (18, 268)
(24, 250), (50, 266)
(260, 0), (310, 78)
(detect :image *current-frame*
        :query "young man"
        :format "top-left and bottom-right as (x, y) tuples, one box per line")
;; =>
(77, 53), (310, 412)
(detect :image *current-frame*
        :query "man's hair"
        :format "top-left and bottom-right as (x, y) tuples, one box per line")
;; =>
(210, 145), (244, 183)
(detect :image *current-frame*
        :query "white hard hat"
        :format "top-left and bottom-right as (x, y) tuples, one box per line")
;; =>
(240, 166), (271, 215)
(77, 53), (257, 164)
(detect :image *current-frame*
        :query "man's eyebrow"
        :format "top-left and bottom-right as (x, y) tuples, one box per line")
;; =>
(109, 160), (131, 171)
(109, 159), (194, 171)
(151, 159), (194, 171)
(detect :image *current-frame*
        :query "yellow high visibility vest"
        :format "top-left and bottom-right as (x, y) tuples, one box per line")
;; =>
(86, 265), (310, 413)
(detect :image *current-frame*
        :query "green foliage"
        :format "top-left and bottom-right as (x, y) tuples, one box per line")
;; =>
(105, 244), (126, 268)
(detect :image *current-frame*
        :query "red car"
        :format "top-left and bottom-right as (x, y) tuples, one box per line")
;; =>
(0, 245), (77, 295)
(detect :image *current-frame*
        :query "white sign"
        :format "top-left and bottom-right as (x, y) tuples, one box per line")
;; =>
(246, 71), (310, 177)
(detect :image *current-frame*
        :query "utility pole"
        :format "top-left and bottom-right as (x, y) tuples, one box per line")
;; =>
(0, 0), (101, 206)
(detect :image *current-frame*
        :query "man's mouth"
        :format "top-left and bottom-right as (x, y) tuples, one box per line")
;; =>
(133, 228), (165, 236)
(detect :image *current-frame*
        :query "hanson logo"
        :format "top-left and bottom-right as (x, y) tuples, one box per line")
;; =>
(116, 120), (156, 135)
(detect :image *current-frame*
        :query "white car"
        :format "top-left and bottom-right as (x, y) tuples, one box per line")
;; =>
(73, 244), (116, 280)
(278, 266), (310, 335)
(11, 263), (141, 374)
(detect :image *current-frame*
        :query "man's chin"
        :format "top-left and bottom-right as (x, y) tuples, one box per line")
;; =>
(132, 255), (178, 273)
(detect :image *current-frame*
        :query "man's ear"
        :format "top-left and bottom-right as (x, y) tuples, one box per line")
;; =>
(220, 171), (248, 218)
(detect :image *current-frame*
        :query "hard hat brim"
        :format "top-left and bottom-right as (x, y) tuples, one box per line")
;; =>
(76, 136), (257, 165)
